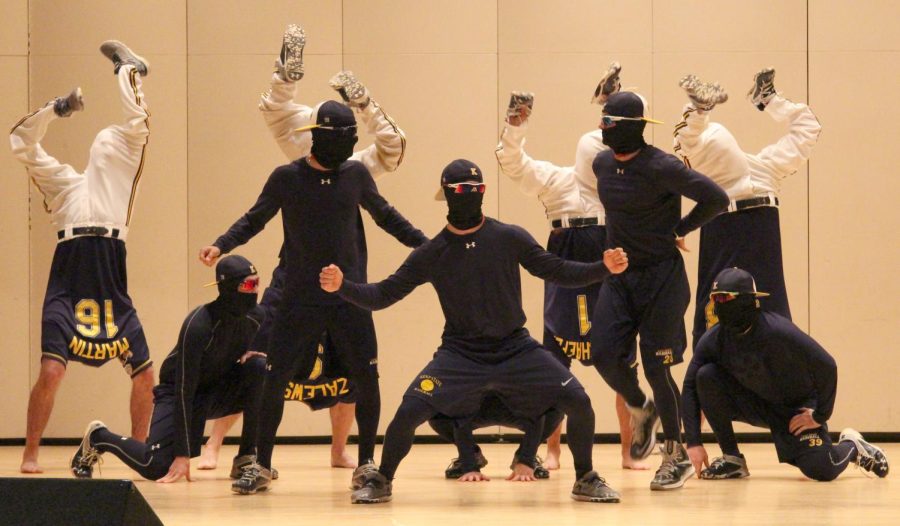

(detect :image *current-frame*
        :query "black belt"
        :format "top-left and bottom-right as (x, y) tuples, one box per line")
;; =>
(550, 217), (600, 228)
(57, 226), (121, 240)
(733, 196), (778, 211)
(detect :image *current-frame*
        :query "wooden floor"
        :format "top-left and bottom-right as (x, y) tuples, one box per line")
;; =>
(2, 443), (898, 525)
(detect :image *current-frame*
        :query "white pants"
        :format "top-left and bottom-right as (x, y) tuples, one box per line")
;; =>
(10, 65), (150, 234)
(673, 95), (821, 199)
(259, 73), (406, 178)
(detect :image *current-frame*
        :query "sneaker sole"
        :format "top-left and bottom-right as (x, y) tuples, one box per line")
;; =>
(699, 471), (749, 480)
(100, 41), (150, 75)
(571, 493), (620, 503)
(231, 485), (270, 495)
(351, 495), (392, 504)
(631, 419), (660, 461)
(650, 466), (696, 490)
(282, 27), (306, 82)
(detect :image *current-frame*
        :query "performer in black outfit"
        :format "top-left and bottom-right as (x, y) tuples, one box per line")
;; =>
(70, 256), (266, 484)
(683, 267), (889, 481)
(320, 159), (629, 504)
(591, 91), (729, 490)
(199, 101), (427, 494)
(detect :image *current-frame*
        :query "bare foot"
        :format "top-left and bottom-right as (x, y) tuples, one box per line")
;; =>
(20, 459), (43, 474)
(331, 450), (357, 469)
(544, 446), (561, 471)
(621, 454), (650, 470)
(197, 447), (219, 470)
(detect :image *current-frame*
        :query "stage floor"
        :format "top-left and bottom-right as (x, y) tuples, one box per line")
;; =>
(2, 443), (898, 525)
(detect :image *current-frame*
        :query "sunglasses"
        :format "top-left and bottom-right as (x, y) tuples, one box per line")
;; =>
(237, 275), (260, 294)
(710, 292), (739, 304)
(444, 182), (486, 194)
(599, 115), (665, 129)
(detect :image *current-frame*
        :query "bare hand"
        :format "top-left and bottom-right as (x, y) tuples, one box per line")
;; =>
(603, 248), (628, 274)
(675, 236), (689, 253)
(789, 408), (822, 436)
(505, 463), (537, 482)
(687, 445), (709, 478)
(239, 350), (266, 364)
(319, 264), (344, 292)
(157, 456), (191, 483)
(198, 246), (221, 266)
(457, 471), (490, 482)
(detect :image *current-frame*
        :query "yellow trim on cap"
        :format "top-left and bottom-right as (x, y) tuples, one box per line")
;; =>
(294, 124), (320, 132)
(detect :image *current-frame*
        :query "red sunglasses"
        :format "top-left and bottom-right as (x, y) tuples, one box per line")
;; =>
(711, 292), (738, 304)
(444, 182), (486, 194)
(237, 275), (260, 294)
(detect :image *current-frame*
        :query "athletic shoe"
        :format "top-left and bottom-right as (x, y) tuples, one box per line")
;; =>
(748, 67), (776, 111)
(351, 470), (392, 504)
(351, 459), (379, 490)
(445, 450), (488, 479)
(231, 462), (273, 495)
(53, 87), (84, 118)
(570, 471), (620, 503)
(508, 454), (549, 479)
(840, 428), (889, 478)
(679, 74), (728, 111)
(700, 454), (750, 479)
(71, 420), (105, 479)
(280, 24), (306, 82)
(628, 398), (659, 460)
(99, 40), (149, 76)
(329, 71), (370, 108)
(650, 441), (695, 490)
(590, 61), (622, 104)
(506, 91), (534, 120)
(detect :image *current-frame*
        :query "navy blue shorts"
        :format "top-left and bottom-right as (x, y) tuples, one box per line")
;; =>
(405, 333), (584, 419)
(41, 237), (151, 377)
(542, 226), (607, 367)
(258, 264), (357, 410)
(694, 206), (790, 347)
(591, 255), (690, 373)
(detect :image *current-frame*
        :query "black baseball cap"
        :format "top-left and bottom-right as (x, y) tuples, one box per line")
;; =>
(711, 267), (770, 297)
(434, 159), (484, 200)
(295, 100), (357, 135)
(204, 254), (257, 287)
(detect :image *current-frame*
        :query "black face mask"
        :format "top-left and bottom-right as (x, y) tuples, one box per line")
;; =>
(216, 279), (258, 317)
(311, 130), (358, 170)
(601, 120), (647, 155)
(444, 189), (484, 230)
(714, 294), (760, 333)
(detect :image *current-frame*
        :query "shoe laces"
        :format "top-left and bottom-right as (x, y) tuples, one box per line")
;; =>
(238, 463), (262, 484)
(78, 447), (103, 474)
(446, 457), (462, 470)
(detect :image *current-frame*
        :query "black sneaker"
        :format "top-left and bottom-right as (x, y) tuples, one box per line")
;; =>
(280, 24), (306, 82)
(351, 470), (392, 504)
(99, 40), (149, 76)
(71, 420), (106, 479)
(509, 454), (549, 479)
(628, 399), (659, 461)
(570, 471), (620, 503)
(352, 459), (379, 489)
(231, 462), (273, 495)
(700, 454), (750, 479)
(840, 428), (889, 478)
(53, 87), (84, 118)
(748, 67), (776, 111)
(445, 450), (488, 479)
(650, 441), (695, 490)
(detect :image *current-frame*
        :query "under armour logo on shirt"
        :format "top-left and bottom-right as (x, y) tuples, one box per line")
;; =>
(321, 178), (332, 185)
(466, 242), (476, 249)
(616, 168), (625, 175)
(151, 443), (161, 450)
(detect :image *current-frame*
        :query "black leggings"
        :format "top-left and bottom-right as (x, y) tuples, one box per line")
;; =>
(428, 407), (564, 459)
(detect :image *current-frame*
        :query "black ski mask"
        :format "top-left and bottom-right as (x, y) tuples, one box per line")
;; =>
(714, 294), (760, 333)
(436, 159), (485, 230)
(601, 92), (648, 154)
(210, 255), (259, 317)
(310, 101), (358, 170)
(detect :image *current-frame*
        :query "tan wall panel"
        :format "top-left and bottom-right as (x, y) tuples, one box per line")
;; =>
(498, 0), (651, 53)
(810, 0), (900, 51)
(653, 0), (807, 52)
(188, 0), (342, 55)
(343, 0), (497, 54)
(0, 0), (28, 55)
(30, 0), (186, 56)
(28, 52), (186, 437)
(808, 51), (900, 431)
(0, 57), (30, 437)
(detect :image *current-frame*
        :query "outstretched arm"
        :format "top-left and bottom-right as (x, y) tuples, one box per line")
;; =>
(754, 96), (822, 179)
(655, 156), (729, 238)
(359, 171), (428, 248)
(320, 248), (430, 310)
(513, 226), (627, 286)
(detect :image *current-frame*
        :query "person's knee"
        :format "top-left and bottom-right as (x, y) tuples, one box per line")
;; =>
(243, 356), (267, 376)
(131, 367), (155, 389)
(798, 461), (840, 482)
(695, 363), (721, 386)
(37, 359), (67, 388)
(391, 398), (433, 428)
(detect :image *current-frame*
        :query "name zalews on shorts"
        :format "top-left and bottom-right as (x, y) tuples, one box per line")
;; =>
(414, 375), (442, 396)
(283, 378), (351, 402)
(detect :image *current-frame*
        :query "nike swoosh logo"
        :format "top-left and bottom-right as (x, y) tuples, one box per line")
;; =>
(562, 377), (574, 387)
